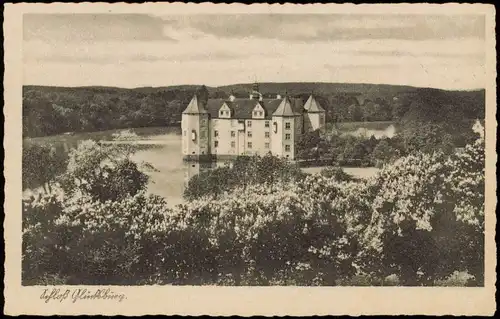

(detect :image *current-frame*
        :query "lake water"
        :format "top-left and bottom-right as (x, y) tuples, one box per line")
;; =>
(26, 127), (383, 207)
(121, 131), (381, 207)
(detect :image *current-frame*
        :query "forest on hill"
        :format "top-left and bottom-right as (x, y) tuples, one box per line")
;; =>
(23, 83), (485, 138)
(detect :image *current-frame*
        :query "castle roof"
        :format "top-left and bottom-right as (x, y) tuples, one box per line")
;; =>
(273, 96), (300, 117)
(182, 94), (209, 114)
(205, 97), (304, 119)
(303, 95), (325, 113)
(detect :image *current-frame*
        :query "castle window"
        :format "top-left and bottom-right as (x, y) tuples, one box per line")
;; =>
(265, 132), (270, 138)
(231, 131), (236, 137)
(231, 141), (236, 148)
(265, 121), (270, 128)
(248, 142), (252, 149)
(248, 131), (252, 138)
(214, 141), (219, 148)
(285, 145), (291, 152)
(285, 122), (291, 130)
(265, 142), (270, 149)
(247, 120), (252, 127)
(214, 130), (219, 137)
(285, 133), (291, 140)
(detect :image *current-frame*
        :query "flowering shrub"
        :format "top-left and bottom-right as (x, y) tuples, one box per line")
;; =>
(359, 130), (485, 285)
(59, 140), (150, 202)
(181, 177), (359, 285)
(184, 154), (306, 201)
(22, 126), (485, 286)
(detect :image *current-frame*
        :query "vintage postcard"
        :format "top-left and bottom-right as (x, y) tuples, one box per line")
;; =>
(4, 2), (497, 316)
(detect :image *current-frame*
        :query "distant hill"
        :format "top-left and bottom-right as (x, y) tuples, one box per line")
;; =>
(22, 83), (485, 138)
(216, 82), (418, 96)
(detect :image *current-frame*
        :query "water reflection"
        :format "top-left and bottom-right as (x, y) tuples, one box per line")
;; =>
(25, 127), (381, 207)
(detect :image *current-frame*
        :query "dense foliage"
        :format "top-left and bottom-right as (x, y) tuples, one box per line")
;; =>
(22, 142), (68, 193)
(58, 140), (152, 202)
(22, 124), (485, 286)
(297, 117), (481, 168)
(23, 84), (484, 137)
(23, 86), (209, 137)
(184, 154), (306, 201)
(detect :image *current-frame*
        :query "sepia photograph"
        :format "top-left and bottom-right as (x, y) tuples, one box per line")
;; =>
(4, 2), (496, 316)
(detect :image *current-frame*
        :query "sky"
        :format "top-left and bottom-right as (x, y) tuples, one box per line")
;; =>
(23, 13), (486, 90)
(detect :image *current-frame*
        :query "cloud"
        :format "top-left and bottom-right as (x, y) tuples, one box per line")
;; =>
(159, 14), (485, 42)
(22, 13), (486, 90)
(23, 14), (176, 42)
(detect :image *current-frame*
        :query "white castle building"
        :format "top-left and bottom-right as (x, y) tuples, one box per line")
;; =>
(181, 84), (325, 160)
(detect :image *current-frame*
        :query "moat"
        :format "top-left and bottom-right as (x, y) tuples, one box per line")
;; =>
(25, 126), (389, 207)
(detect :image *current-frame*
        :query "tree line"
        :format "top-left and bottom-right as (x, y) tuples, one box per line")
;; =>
(23, 84), (484, 138)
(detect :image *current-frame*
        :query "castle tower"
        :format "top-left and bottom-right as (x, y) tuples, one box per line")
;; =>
(181, 94), (210, 158)
(271, 95), (300, 160)
(303, 94), (326, 133)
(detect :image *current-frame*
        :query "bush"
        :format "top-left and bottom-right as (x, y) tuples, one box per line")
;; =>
(320, 166), (354, 182)
(22, 142), (68, 192)
(59, 140), (150, 202)
(358, 132), (485, 285)
(184, 154), (306, 201)
(22, 125), (485, 286)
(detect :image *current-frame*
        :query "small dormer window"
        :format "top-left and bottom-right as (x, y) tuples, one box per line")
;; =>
(219, 104), (232, 118)
(252, 104), (265, 119)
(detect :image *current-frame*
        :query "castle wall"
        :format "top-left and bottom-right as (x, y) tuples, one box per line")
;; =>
(306, 112), (326, 133)
(211, 119), (238, 156)
(244, 119), (271, 156)
(181, 114), (210, 156)
(271, 116), (296, 159)
(211, 118), (272, 156)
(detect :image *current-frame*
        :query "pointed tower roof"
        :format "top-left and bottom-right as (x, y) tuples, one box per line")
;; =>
(304, 95), (325, 113)
(272, 96), (296, 117)
(182, 94), (209, 114)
